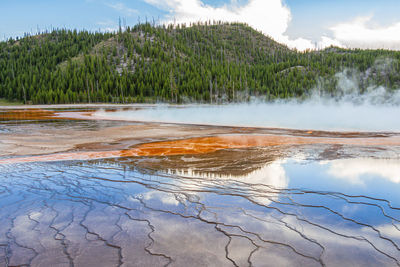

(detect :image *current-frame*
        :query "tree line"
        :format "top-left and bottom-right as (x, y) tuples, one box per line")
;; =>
(1, 22), (399, 104)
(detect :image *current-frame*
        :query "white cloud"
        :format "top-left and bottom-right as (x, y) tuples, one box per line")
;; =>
(144, 0), (319, 51)
(170, 160), (289, 188)
(317, 36), (343, 50)
(144, 191), (180, 206)
(330, 16), (400, 50)
(144, 0), (400, 51)
(168, 160), (289, 206)
(326, 158), (400, 185)
(107, 2), (138, 17)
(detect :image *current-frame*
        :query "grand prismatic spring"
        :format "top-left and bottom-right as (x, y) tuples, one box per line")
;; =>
(1, 105), (400, 267)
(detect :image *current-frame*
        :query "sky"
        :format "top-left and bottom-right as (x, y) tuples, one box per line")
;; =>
(1, 0), (400, 51)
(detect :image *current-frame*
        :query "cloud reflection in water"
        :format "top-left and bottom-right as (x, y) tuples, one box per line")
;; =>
(326, 158), (400, 185)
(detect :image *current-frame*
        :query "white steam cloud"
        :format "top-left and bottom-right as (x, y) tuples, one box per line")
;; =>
(94, 94), (400, 132)
(94, 58), (400, 132)
(95, 103), (399, 132)
(315, 59), (400, 106)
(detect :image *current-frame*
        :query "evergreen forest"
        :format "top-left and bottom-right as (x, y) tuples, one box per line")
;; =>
(1, 22), (400, 104)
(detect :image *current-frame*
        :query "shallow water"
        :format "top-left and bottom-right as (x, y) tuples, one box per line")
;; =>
(1, 154), (400, 266)
(1, 107), (400, 266)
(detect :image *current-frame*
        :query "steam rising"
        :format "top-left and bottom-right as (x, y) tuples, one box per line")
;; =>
(95, 67), (400, 132)
(94, 101), (399, 132)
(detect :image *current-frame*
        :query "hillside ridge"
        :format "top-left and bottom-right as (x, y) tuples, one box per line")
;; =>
(0, 22), (399, 104)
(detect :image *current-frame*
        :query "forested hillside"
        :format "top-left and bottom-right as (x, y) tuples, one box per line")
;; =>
(1, 22), (400, 104)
